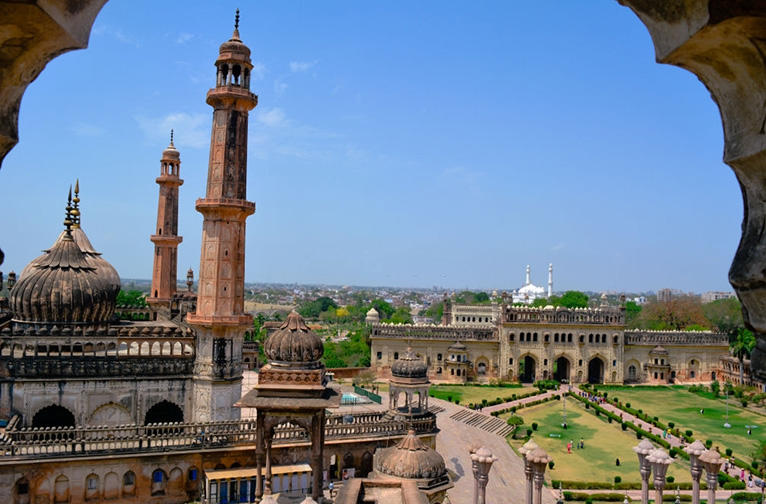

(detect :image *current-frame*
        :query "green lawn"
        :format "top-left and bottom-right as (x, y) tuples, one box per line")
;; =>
(504, 399), (692, 485)
(429, 384), (537, 405)
(598, 386), (766, 460)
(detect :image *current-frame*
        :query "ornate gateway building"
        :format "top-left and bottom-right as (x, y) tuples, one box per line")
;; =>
(371, 294), (728, 385)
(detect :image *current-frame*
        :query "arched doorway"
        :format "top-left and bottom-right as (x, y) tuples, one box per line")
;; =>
(520, 355), (536, 383)
(588, 357), (604, 384)
(144, 400), (183, 425)
(554, 356), (570, 382)
(32, 405), (76, 429)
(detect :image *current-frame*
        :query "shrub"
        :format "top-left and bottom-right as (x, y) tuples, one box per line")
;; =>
(638, 409), (643, 414)
(526, 428), (533, 437)
(705, 439), (713, 449)
(723, 481), (747, 490)
(532, 422), (538, 431)
(585, 403), (590, 409)
(636, 432), (643, 439)
(626, 403), (631, 408)
(447, 396), (452, 402)
(654, 416), (659, 422)
(455, 400), (460, 405)
(507, 416), (524, 426)
(668, 422), (675, 428)
(621, 422), (628, 431)
(667, 476), (675, 484)
(596, 409), (601, 416)
(614, 476), (622, 484)
(726, 448), (733, 457)
(549, 461), (555, 470)
(685, 430), (693, 437)
(741, 399), (748, 407)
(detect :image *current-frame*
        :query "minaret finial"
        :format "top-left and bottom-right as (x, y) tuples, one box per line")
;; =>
(232, 8), (241, 40)
(170, 129), (174, 147)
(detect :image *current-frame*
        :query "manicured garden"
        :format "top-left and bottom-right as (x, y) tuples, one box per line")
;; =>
(428, 384), (537, 406)
(502, 399), (693, 485)
(597, 385), (766, 460)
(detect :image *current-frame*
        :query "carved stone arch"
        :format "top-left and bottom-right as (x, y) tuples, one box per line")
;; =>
(32, 404), (75, 429)
(361, 451), (374, 477)
(88, 402), (132, 426)
(144, 400), (183, 425)
(103, 472), (119, 500)
(168, 467), (183, 496)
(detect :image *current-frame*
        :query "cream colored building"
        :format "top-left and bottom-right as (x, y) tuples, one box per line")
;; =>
(371, 298), (728, 385)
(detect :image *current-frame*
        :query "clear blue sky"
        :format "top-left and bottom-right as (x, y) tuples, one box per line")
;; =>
(0, 1), (741, 294)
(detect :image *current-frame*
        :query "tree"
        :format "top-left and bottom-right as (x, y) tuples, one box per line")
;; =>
(558, 291), (589, 309)
(531, 297), (549, 308)
(475, 292), (490, 303)
(298, 296), (338, 319)
(369, 299), (395, 319)
(389, 306), (413, 325)
(625, 301), (642, 325)
(116, 289), (147, 307)
(730, 328), (756, 385)
(425, 302), (443, 323)
(633, 295), (709, 331)
(704, 297), (745, 341)
(752, 439), (766, 474)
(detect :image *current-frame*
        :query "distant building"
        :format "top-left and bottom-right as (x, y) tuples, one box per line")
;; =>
(510, 264), (552, 305)
(657, 288), (673, 302)
(701, 291), (736, 303)
(371, 296), (729, 385)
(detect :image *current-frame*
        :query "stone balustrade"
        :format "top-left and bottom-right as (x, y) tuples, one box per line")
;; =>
(624, 331), (728, 346)
(371, 324), (496, 341)
(503, 305), (625, 325)
(0, 411), (436, 461)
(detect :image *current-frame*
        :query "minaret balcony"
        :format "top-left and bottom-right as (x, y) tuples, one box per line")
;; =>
(150, 235), (183, 245)
(195, 198), (255, 218)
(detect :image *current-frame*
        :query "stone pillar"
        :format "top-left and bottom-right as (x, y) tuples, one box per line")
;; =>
(648, 448), (672, 504)
(633, 439), (654, 504)
(470, 446), (498, 504)
(312, 410), (326, 502)
(519, 440), (539, 504)
(700, 449), (724, 504)
(255, 414), (265, 502)
(526, 447), (553, 504)
(684, 440), (706, 504)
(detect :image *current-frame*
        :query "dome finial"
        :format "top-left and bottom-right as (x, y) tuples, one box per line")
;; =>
(63, 185), (74, 238)
(170, 129), (174, 147)
(232, 8), (241, 40)
(71, 178), (81, 228)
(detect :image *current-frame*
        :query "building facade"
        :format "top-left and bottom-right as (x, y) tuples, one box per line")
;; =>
(371, 297), (728, 385)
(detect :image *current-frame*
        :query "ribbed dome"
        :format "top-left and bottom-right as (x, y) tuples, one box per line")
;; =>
(162, 142), (180, 160)
(219, 27), (251, 58)
(391, 348), (428, 379)
(264, 311), (323, 368)
(11, 230), (117, 325)
(20, 228), (121, 301)
(375, 430), (446, 480)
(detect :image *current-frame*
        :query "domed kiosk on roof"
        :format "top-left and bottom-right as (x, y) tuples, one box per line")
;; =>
(365, 307), (380, 325)
(388, 348), (431, 417)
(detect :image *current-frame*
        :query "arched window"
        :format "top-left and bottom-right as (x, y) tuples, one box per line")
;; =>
(437, 353), (442, 361)
(628, 365), (636, 379)
(14, 478), (29, 504)
(578, 359), (583, 366)
(613, 360), (617, 367)
(509, 333), (515, 342)
(151, 470), (167, 496)
(123, 471), (136, 496)
(394, 352), (399, 360)
(690, 370), (696, 378)
(54, 475), (69, 504)
(33, 405), (75, 429)
(85, 474), (99, 501)
(568, 334), (573, 342)
(543, 359), (548, 366)
(145, 400), (183, 425)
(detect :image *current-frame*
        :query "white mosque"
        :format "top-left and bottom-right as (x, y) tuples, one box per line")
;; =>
(510, 263), (552, 304)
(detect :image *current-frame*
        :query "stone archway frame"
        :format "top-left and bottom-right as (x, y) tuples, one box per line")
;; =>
(617, 1), (766, 383)
(2, 2), (766, 382)
(519, 353), (538, 383)
(587, 355), (606, 384)
(553, 354), (573, 382)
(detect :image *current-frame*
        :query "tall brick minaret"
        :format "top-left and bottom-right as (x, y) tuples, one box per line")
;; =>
(148, 131), (183, 317)
(187, 10), (257, 422)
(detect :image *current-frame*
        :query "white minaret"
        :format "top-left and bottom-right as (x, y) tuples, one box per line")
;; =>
(548, 263), (553, 298)
(525, 264), (531, 285)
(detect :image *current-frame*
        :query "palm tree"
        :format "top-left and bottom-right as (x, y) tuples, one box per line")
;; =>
(729, 328), (756, 385)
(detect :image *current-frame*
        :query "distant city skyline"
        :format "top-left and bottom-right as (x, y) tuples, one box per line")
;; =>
(0, 1), (741, 293)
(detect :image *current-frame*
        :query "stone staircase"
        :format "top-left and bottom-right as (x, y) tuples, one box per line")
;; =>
(449, 409), (514, 437)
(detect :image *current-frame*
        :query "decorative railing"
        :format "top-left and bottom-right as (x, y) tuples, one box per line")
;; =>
(371, 324), (496, 341)
(3, 357), (194, 378)
(503, 305), (625, 325)
(624, 330), (728, 346)
(0, 410), (436, 461)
